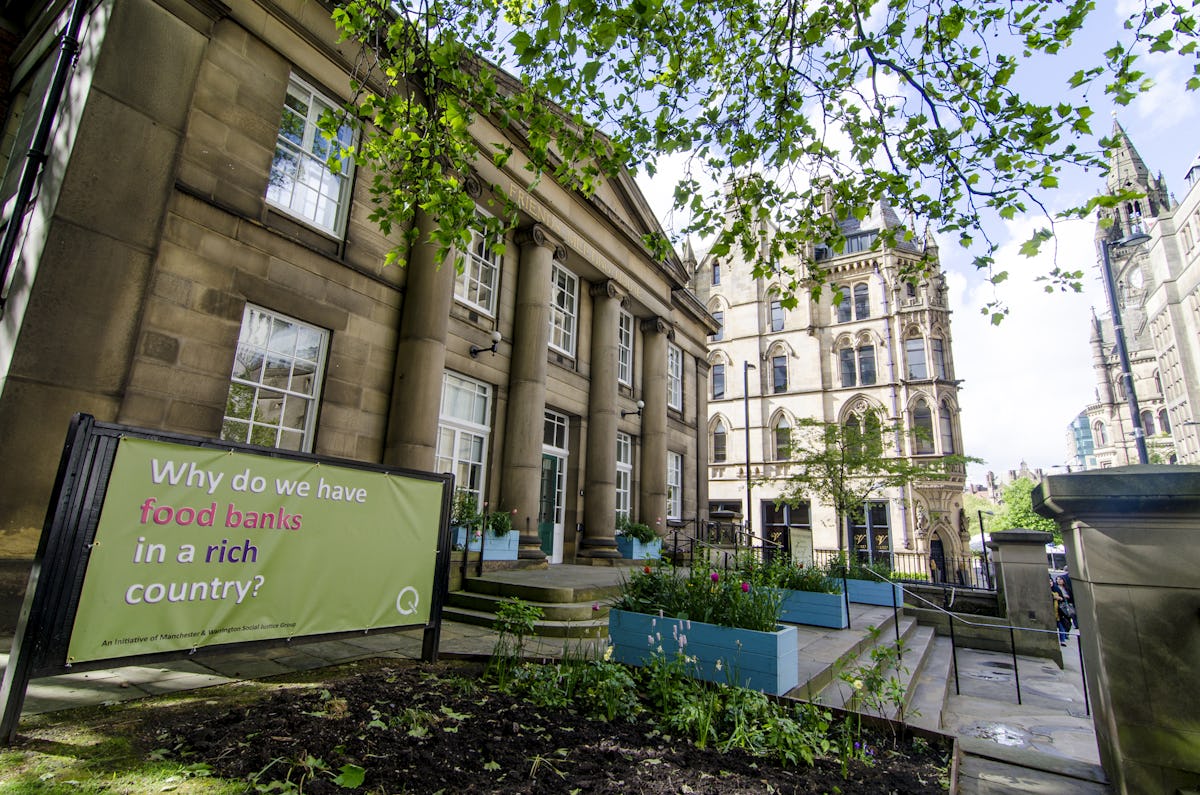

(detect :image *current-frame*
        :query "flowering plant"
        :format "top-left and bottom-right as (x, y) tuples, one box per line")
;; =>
(611, 562), (781, 632)
(734, 551), (842, 594)
(450, 489), (480, 526)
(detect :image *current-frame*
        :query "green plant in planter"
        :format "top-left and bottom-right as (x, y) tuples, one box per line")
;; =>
(823, 552), (895, 583)
(737, 552), (842, 594)
(485, 509), (514, 538)
(616, 515), (657, 544)
(450, 489), (480, 527)
(611, 562), (781, 632)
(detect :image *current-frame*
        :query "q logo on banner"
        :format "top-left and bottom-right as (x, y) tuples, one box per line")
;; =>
(395, 586), (420, 616)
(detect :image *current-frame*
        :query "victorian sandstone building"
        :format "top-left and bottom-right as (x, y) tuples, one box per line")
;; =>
(1072, 121), (1200, 467)
(691, 203), (969, 573)
(0, 0), (718, 569)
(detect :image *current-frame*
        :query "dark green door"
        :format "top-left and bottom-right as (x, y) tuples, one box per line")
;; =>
(538, 454), (558, 557)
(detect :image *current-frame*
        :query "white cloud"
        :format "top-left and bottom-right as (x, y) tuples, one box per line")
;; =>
(943, 216), (1105, 482)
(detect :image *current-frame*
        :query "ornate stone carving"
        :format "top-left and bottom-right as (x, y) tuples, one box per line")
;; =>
(589, 279), (626, 302)
(641, 316), (670, 335)
(464, 174), (483, 199)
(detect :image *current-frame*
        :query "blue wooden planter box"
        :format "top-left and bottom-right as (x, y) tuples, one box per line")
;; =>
(616, 536), (662, 559)
(453, 527), (519, 560)
(845, 578), (904, 607)
(776, 588), (849, 629)
(608, 608), (798, 696)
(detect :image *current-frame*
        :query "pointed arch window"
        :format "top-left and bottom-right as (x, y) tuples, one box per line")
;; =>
(713, 420), (728, 463)
(770, 300), (785, 331)
(1159, 409), (1171, 434)
(837, 286), (852, 323)
(913, 400), (934, 454)
(711, 310), (725, 341)
(853, 284), (870, 319)
(906, 335), (927, 379)
(844, 414), (863, 458)
(773, 416), (791, 461)
(712, 363), (726, 400)
(1093, 421), (1108, 446)
(939, 400), (956, 453)
(858, 345), (876, 385)
(1141, 410), (1156, 436)
(863, 410), (883, 457)
(772, 353), (788, 393)
(931, 338), (948, 379)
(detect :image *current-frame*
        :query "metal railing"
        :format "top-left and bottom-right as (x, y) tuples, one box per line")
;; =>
(849, 565), (1089, 715)
(664, 519), (785, 570)
(813, 548), (996, 591)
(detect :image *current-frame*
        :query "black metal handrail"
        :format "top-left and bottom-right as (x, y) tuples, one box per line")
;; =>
(848, 564), (1088, 715)
(812, 548), (996, 591)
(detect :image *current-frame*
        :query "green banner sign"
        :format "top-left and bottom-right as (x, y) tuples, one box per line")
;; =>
(67, 438), (445, 662)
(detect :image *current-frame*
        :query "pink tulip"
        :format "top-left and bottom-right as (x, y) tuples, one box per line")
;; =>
(710, 571), (720, 583)
(741, 581), (750, 593)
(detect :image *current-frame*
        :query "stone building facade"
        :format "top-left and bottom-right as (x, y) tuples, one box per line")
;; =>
(691, 204), (969, 573)
(0, 0), (716, 566)
(1077, 121), (1199, 466)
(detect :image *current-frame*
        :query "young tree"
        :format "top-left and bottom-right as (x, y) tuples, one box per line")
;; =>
(992, 476), (1061, 543)
(774, 415), (973, 555)
(327, 1), (1199, 312)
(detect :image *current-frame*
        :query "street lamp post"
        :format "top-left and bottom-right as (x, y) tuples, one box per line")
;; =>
(1097, 233), (1150, 465)
(743, 361), (756, 536)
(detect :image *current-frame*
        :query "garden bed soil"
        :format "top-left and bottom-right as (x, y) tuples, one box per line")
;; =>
(134, 658), (951, 793)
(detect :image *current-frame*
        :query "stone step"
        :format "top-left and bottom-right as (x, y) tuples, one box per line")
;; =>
(782, 605), (906, 702)
(461, 569), (629, 605)
(441, 604), (609, 639)
(447, 590), (610, 622)
(905, 633), (956, 733)
(808, 617), (935, 720)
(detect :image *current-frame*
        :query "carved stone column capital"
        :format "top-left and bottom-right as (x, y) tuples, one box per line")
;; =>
(517, 224), (567, 262)
(641, 316), (670, 336)
(589, 279), (626, 303)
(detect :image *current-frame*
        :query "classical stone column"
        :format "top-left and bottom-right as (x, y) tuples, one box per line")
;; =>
(383, 210), (454, 472)
(580, 280), (624, 559)
(500, 225), (562, 560)
(1034, 467), (1200, 795)
(639, 317), (669, 531)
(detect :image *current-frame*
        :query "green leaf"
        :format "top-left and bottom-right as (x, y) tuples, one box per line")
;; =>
(333, 763), (366, 789)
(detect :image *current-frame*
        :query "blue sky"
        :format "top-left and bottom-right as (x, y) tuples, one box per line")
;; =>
(635, 4), (1200, 484)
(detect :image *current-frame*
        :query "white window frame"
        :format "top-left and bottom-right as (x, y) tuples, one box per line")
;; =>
(667, 451), (683, 520)
(549, 263), (579, 356)
(454, 213), (502, 316)
(667, 342), (683, 411)
(266, 75), (355, 236)
(436, 372), (492, 511)
(618, 309), (634, 386)
(222, 305), (329, 453)
(616, 432), (633, 519)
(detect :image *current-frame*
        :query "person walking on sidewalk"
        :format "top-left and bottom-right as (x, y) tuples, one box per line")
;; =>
(1051, 575), (1074, 645)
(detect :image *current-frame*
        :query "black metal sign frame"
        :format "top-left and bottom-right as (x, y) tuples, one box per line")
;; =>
(0, 414), (454, 743)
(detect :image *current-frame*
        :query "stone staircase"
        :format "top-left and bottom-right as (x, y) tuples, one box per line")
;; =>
(442, 566), (631, 639)
(781, 604), (947, 724)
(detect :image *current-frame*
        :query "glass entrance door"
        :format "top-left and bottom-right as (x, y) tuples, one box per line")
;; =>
(538, 454), (559, 560)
